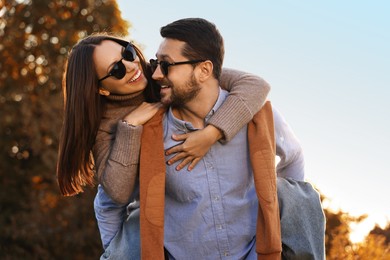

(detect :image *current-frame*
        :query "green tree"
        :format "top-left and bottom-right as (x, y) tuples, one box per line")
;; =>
(0, 0), (129, 258)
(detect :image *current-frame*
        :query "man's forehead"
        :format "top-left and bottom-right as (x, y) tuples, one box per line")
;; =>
(155, 38), (186, 60)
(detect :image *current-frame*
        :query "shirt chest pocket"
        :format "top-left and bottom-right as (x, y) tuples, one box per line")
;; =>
(165, 166), (204, 202)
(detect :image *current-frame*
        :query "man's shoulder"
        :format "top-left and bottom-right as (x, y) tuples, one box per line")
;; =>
(252, 101), (273, 120)
(143, 107), (167, 127)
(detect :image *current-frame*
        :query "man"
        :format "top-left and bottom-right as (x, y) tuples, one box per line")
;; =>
(139, 18), (324, 259)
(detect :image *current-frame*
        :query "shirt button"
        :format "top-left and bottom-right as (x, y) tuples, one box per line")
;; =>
(214, 196), (219, 201)
(216, 224), (222, 230)
(224, 252), (229, 256)
(205, 163), (214, 170)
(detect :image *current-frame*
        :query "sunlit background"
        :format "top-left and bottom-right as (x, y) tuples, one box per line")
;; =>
(117, 0), (390, 242)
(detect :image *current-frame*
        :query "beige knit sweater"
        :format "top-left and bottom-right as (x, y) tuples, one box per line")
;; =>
(92, 68), (270, 204)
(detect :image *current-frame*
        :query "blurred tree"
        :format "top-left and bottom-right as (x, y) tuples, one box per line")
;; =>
(324, 208), (365, 259)
(0, 0), (129, 258)
(354, 234), (390, 259)
(322, 193), (390, 259)
(370, 222), (390, 245)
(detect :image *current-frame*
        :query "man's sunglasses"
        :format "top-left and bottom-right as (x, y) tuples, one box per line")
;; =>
(149, 59), (205, 77)
(98, 42), (137, 82)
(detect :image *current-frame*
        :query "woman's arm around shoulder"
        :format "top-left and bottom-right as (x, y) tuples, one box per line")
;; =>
(209, 68), (271, 141)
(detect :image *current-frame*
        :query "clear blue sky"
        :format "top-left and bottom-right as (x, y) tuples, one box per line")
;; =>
(117, 0), (390, 240)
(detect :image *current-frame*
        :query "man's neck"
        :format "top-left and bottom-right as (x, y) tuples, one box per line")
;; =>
(172, 84), (219, 129)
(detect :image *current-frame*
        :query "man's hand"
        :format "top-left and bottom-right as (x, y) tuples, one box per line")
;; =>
(165, 125), (223, 171)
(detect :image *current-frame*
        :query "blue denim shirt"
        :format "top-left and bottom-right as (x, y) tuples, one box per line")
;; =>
(94, 89), (305, 251)
(163, 89), (257, 259)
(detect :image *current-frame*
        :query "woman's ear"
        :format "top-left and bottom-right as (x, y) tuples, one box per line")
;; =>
(197, 60), (213, 82)
(98, 88), (110, 96)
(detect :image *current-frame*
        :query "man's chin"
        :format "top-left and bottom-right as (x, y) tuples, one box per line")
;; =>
(160, 96), (172, 106)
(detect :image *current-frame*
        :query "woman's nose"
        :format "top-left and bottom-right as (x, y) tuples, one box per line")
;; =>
(123, 57), (137, 72)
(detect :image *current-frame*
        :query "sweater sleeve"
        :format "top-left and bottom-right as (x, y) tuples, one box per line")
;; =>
(94, 120), (143, 204)
(208, 68), (271, 142)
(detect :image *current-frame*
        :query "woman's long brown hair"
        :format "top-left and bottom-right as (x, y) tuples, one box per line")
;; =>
(56, 33), (159, 196)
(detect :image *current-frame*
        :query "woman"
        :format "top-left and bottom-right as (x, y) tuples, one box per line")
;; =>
(56, 33), (270, 256)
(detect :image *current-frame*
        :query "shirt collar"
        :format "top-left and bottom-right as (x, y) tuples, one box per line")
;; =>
(205, 87), (228, 122)
(167, 87), (228, 131)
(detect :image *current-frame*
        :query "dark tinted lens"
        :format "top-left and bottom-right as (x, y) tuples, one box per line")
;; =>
(150, 59), (158, 73)
(159, 61), (169, 76)
(123, 44), (137, 62)
(149, 59), (169, 76)
(110, 60), (126, 79)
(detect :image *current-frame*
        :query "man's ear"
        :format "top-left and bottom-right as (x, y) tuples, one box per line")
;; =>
(98, 88), (110, 96)
(197, 60), (213, 82)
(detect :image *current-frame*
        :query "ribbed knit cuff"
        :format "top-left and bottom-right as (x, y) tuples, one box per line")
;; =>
(110, 120), (143, 165)
(207, 95), (252, 143)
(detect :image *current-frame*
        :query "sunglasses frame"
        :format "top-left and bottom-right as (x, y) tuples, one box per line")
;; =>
(149, 59), (206, 77)
(98, 40), (137, 82)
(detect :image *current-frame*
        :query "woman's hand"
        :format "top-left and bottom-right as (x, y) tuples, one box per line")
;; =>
(123, 102), (162, 126)
(165, 125), (223, 171)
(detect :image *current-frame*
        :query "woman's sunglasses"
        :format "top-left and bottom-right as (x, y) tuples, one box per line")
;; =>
(149, 59), (205, 77)
(98, 43), (137, 82)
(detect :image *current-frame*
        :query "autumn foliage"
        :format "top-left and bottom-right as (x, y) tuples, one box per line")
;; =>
(0, 0), (128, 258)
(322, 196), (390, 259)
(0, 0), (389, 259)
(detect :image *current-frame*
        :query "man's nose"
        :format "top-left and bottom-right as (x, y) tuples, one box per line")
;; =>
(152, 64), (164, 81)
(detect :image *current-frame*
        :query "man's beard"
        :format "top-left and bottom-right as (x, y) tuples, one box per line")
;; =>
(170, 74), (201, 108)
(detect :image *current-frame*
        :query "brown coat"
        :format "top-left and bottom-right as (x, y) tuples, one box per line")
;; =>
(139, 101), (281, 260)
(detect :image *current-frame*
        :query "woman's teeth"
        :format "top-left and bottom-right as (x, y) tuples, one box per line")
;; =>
(128, 70), (141, 83)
